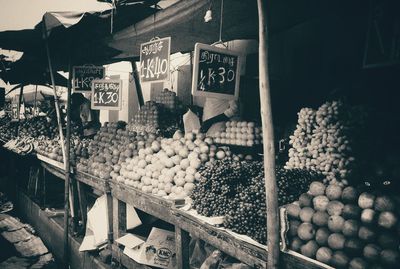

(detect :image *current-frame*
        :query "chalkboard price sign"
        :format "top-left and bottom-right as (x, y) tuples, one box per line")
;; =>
(139, 37), (171, 83)
(192, 43), (241, 100)
(91, 79), (122, 110)
(73, 65), (105, 92)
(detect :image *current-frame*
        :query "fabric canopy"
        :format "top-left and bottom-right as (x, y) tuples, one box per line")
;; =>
(0, 0), (160, 84)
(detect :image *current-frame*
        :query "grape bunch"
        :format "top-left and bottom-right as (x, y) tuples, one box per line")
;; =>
(285, 101), (356, 185)
(191, 159), (267, 243)
(276, 167), (323, 205)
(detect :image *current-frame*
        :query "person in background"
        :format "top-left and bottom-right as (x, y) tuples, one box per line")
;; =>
(71, 93), (100, 138)
(200, 97), (239, 135)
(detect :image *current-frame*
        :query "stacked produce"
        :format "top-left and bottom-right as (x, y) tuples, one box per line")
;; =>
(0, 119), (18, 141)
(191, 161), (322, 244)
(110, 130), (221, 200)
(285, 101), (356, 185)
(129, 101), (178, 136)
(212, 121), (262, 147)
(154, 88), (178, 110)
(76, 121), (158, 179)
(286, 181), (400, 268)
(36, 136), (90, 165)
(18, 116), (58, 139)
(3, 137), (34, 155)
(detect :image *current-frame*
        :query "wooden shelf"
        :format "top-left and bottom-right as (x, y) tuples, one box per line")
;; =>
(172, 208), (268, 269)
(75, 171), (108, 193)
(28, 152), (329, 269)
(109, 181), (175, 224)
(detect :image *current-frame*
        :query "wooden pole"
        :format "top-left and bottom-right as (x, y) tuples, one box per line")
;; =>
(33, 85), (38, 116)
(16, 85), (24, 136)
(42, 19), (67, 165)
(130, 61), (144, 107)
(256, 1), (280, 269)
(42, 17), (69, 269)
(63, 61), (72, 269)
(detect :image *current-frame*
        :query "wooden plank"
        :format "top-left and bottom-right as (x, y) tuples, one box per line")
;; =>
(281, 251), (333, 269)
(172, 209), (267, 269)
(113, 198), (127, 240)
(41, 162), (65, 180)
(37, 154), (65, 171)
(76, 181), (88, 229)
(110, 182), (174, 224)
(74, 171), (106, 193)
(175, 227), (190, 269)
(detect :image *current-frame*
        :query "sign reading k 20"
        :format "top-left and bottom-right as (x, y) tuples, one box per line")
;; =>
(139, 37), (171, 83)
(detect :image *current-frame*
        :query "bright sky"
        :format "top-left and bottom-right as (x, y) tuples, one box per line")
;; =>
(0, 0), (112, 31)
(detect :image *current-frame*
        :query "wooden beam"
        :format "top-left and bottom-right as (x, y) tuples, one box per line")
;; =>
(257, 1), (280, 269)
(175, 227), (190, 269)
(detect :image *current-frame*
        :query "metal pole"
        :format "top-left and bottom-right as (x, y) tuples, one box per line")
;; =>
(256, 1), (280, 268)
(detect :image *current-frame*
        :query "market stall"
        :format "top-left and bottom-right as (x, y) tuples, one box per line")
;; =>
(1, 0), (400, 269)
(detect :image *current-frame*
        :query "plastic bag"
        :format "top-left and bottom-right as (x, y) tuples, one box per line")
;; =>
(183, 109), (201, 134)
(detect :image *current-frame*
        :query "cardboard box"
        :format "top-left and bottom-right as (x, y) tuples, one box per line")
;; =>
(124, 227), (176, 269)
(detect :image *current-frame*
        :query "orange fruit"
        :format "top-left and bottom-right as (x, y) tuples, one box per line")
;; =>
(297, 222), (316, 241)
(312, 211), (329, 227)
(316, 247), (332, 264)
(299, 207), (315, 223)
(327, 233), (345, 250)
(300, 240), (318, 258)
(328, 215), (345, 233)
(315, 227), (330, 246)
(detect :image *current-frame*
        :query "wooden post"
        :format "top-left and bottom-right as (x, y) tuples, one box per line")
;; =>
(105, 180), (114, 249)
(42, 17), (70, 269)
(63, 62), (72, 268)
(175, 227), (190, 269)
(130, 61), (144, 107)
(256, 1), (279, 269)
(16, 85), (24, 136)
(42, 18), (67, 166)
(33, 85), (38, 116)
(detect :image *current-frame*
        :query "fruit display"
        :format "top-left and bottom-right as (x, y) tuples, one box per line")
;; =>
(154, 88), (179, 110)
(18, 116), (58, 139)
(191, 159), (321, 244)
(211, 121), (263, 147)
(76, 121), (159, 179)
(286, 181), (400, 268)
(110, 130), (220, 200)
(285, 100), (359, 185)
(3, 137), (35, 155)
(0, 118), (18, 141)
(276, 168), (325, 206)
(35, 136), (90, 165)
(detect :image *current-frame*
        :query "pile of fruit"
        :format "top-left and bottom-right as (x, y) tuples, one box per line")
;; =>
(191, 161), (321, 244)
(76, 121), (159, 179)
(36, 136), (90, 165)
(0, 118), (18, 141)
(154, 88), (179, 110)
(286, 181), (400, 268)
(110, 130), (220, 200)
(276, 168), (324, 206)
(285, 101), (357, 185)
(3, 137), (34, 155)
(18, 116), (58, 139)
(212, 121), (263, 147)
